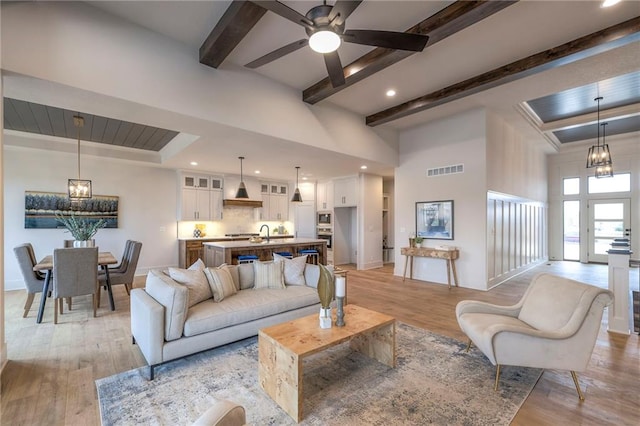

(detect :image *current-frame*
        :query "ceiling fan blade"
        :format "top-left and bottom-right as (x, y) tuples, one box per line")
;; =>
(328, 1), (363, 26)
(245, 39), (309, 68)
(323, 51), (345, 88)
(258, 1), (314, 29)
(343, 29), (429, 52)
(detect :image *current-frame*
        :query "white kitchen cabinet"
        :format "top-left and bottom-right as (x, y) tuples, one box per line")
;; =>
(180, 187), (211, 220)
(210, 189), (223, 220)
(333, 176), (358, 207)
(179, 172), (224, 221)
(259, 181), (289, 221)
(316, 180), (334, 211)
(182, 174), (210, 190)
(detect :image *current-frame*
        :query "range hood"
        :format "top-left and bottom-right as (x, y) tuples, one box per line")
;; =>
(223, 199), (263, 208)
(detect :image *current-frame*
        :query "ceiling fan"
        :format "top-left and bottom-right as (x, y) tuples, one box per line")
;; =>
(245, 0), (429, 88)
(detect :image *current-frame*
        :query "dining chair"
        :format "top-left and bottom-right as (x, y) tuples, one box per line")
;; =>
(13, 243), (46, 318)
(52, 247), (99, 324)
(97, 241), (142, 302)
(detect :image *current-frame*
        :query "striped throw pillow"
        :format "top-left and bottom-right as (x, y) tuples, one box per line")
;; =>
(204, 266), (238, 302)
(253, 260), (285, 289)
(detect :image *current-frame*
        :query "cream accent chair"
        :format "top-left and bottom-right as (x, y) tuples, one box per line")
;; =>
(192, 399), (246, 426)
(456, 273), (613, 400)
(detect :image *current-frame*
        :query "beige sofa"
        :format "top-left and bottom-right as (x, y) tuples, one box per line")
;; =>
(131, 258), (323, 379)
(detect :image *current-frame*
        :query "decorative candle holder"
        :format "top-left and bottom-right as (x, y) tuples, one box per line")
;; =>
(336, 297), (345, 327)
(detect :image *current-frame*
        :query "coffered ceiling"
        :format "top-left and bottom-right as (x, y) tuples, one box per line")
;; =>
(3, 1), (639, 180)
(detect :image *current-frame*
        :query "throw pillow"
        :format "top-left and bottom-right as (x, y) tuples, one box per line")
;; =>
(237, 263), (255, 290)
(253, 260), (285, 289)
(188, 258), (206, 271)
(204, 266), (238, 302)
(219, 263), (240, 291)
(273, 253), (307, 286)
(168, 267), (212, 307)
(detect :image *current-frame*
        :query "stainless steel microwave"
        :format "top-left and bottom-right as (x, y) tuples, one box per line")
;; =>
(318, 213), (331, 224)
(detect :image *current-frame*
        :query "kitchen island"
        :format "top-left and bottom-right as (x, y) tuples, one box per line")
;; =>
(204, 238), (328, 266)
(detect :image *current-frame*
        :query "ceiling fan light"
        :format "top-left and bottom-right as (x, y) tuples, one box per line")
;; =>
(309, 30), (341, 53)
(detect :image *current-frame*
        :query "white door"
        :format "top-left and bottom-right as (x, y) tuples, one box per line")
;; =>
(587, 198), (631, 263)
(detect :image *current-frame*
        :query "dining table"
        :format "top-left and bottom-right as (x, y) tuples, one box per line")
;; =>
(33, 251), (118, 323)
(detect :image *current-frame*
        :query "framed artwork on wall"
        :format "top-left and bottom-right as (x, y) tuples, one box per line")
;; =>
(24, 191), (119, 229)
(416, 200), (454, 240)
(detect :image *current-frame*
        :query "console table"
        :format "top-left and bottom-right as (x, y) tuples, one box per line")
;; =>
(400, 246), (460, 288)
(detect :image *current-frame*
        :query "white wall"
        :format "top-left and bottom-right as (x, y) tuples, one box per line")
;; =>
(486, 111), (548, 202)
(3, 141), (179, 290)
(547, 135), (640, 261)
(395, 109), (488, 290)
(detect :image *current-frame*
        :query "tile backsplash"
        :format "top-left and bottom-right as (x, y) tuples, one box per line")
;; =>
(177, 206), (291, 238)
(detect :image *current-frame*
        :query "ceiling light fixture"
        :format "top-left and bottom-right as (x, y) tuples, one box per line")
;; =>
(594, 123), (613, 178)
(360, 165), (368, 170)
(586, 96), (613, 178)
(68, 115), (92, 200)
(308, 29), (341, 53)
(235, 156), (249, 198)
(386, 89), (396, 97)
(190, 161), (198, 166)
(601, 0), (621, 8)
(291, 166), (303, 202)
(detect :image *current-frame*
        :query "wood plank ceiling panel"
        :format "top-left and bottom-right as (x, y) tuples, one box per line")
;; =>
(2, 98), (179, 151)
(554, 115), (640, 144)
(526, 71), (640, 122)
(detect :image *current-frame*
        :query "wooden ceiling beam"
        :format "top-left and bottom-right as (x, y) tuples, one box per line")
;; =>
(302, 1), (517, 104)
(366, 17), (640, 127)
(199, 0), (267, 69)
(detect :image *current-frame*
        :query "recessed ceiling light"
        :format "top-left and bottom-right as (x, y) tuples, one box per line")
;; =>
(601, 0), (621, 7)
(360, 165), (368, 170)
(190, 161), (198, 166)
(386, 89), (396, 97)
(302, 177), (308, 181)
(254, 170), (260, 174)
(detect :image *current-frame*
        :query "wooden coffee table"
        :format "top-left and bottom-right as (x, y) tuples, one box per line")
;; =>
(258, 304), (396, 422)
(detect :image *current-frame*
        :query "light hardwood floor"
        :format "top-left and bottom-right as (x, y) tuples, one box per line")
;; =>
(1, 261), (638, 425)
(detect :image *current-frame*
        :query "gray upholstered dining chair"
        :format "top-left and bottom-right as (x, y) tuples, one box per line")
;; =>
(98, 241), (142, 302)
(13, 243), (46, 318)
(52, 247), (99, 324)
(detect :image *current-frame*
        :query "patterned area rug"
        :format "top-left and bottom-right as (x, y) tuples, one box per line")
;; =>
(96, 323), (541, 425)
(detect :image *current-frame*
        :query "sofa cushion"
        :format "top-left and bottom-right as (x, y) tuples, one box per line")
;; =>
(204, 267), (238, 302)
(183, 286), (320, 337)
(145, 270), (189, 341)
(253, 261), (285, 289)
(274, 253), (307, 286)
(168, 267), (212, 307)
(237, 263), (254, 290)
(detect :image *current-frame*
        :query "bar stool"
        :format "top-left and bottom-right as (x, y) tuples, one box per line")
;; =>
(298, 249), (319, 265)
(273, 251), (293, 259)
(237, 255), (259, 264)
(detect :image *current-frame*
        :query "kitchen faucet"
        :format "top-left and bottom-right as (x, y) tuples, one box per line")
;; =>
(259, 224), (270, 242)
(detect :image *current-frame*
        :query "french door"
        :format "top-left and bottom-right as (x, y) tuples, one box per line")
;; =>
(587, 198), (631, 263)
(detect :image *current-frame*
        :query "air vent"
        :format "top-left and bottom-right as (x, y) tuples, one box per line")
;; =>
(427, 164), (464, 177)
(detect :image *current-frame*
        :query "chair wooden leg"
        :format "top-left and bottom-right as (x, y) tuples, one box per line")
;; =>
(66, 297), (72, 311)
(23, 292), (35, 318)
(494, 365), (501, 391)
(570, 371), (585, 401)
(465, 339), (472, 353)
(58, 298), (63, 315)
(96, 284), (101, 308)
(93, 294), (97, 318)
(54, 298), (58, 324)
(124, 283), (131, 296)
